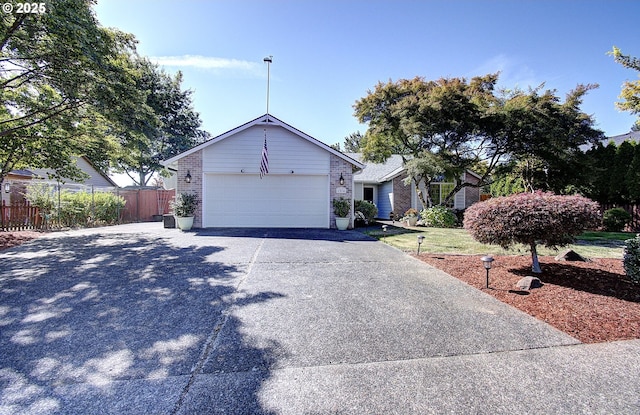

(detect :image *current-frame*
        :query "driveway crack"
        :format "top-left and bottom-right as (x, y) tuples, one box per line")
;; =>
(169, 236), (266, 415)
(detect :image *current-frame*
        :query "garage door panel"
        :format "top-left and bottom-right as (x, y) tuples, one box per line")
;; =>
(204, 174), (329, 228)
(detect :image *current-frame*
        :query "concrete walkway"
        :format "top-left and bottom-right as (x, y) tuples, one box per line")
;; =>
(1, 223), (638, 414)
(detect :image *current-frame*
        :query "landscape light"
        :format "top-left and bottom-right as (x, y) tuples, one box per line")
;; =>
(481, 255), (494, 288)
(417, 235), (425, 254)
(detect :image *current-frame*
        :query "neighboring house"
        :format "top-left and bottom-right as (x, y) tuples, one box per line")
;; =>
(2, 156), (117, 204)
(605, 130), (640, 146)
(162, 114), (364, 229)
(347, 153), (482, 219)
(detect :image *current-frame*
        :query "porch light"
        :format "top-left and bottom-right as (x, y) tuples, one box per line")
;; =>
(417, 235), (425, 254)
(4, 182), (9, 193)
(481, 255), (494, 288)
(339, 173), (344, 186)
(185, 170), (192, 183)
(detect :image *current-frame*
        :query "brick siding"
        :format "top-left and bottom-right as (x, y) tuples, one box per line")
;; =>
(177, 150), (203, 228)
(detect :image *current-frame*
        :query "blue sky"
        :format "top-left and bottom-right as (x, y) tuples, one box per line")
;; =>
(94, 0), (639, 149)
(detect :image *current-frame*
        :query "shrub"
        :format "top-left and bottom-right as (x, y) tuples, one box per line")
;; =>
(463, 192), (601, 273)
(421, 205), (458, 228)
(602, 207), (632, 232)
(354, 200), (377, 223)
(332, 197), (350, 217)
(171, 193), (199, 217)
(58, 190), (125, 227)
(24, 183), (56, 222)
(623, 234), (640, 284)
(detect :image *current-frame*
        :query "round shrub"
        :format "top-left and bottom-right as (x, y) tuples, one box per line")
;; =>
(602, 207), (632, 232)
(463, 192), (601, 273)
(421, 205), (458, 228)
(623, 234), (640, 284)
(354, 200), (378, 223)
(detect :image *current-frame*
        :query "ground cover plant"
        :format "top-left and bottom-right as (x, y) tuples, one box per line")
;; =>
(368, 225), (639, 343)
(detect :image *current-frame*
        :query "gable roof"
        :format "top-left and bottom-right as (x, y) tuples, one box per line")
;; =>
(8, 156), (117, 187)
(349, 152), (483, 183)
(162, 114), (364, 169)
(347, 153), (405, 182)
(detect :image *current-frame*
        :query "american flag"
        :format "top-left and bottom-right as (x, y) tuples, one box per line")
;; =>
(260, 130), (269, 179)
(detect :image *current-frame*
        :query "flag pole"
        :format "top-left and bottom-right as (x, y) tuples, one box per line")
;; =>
(260, 56), (272, 179)
(263, 56), (272, 118)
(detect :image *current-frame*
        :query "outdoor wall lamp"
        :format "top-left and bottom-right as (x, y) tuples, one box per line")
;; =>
(481, 255), (494, 288)
(4, 182), (9, 193)
(417, 235), (425, 254)
(185, 170), (192, 183)
(339, 173), (345, 186)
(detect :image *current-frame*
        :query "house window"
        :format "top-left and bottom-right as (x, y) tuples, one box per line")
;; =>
(364, 187), (374, 203)
(429, 183), (455, 207)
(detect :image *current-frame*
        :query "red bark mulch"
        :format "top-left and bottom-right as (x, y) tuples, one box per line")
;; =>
(416, 254), (640, 343)
(0, 231), (43, 251)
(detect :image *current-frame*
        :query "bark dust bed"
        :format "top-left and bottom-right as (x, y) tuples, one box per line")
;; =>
(416, 254), (640, 343)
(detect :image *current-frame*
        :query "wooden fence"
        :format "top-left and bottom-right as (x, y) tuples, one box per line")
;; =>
(0, 200), (42, 231)
(600, 203), (640, 232)
(118, 188), (175, 223)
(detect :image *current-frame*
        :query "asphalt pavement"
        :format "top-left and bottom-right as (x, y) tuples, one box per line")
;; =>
(1, 223), (638, 414)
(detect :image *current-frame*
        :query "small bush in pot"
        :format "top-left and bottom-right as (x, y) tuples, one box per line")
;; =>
(171, 193), (198, 217)
(171, 193), (199, 230)
(332, 197), (350, 218)
(333, 197), (351, 230)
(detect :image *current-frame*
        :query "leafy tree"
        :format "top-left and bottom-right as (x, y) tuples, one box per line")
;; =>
(583, 142), (617, 203)
(354, 75), (500, 204)
(497, 84), (603, 194)
(463, 192), (601, 273)
(112, 58), (208, 186)
(0, 0), (139, 185)
(610, 141), (636, 203)
(610, 46), (640, 130)
(354, 75), (602, 205)
(343, 131), (363, 152)
(627, 144), (640, 202)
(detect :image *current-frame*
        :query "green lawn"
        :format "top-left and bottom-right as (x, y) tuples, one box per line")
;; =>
(365, 226), (630, 259)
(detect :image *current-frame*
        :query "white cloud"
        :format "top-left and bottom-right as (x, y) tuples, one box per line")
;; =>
(151, 55), (260, 73)
(469, 54), (542, 91)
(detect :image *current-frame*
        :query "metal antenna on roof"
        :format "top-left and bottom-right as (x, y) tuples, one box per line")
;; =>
(263, 56), (272, 121)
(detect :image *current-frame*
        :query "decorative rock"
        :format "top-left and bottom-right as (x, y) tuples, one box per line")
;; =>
(516, 276), (543, 291)
(555, 249), (590, 262)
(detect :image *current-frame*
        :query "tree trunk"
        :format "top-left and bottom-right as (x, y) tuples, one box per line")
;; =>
(530, 243), (542, 273)
(415, 185), (429, 210)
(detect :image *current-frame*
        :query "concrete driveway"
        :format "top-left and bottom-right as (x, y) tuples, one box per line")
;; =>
(1, 223), (639, 414)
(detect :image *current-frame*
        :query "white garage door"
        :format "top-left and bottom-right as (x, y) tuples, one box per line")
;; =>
(203, 174), (329, 228)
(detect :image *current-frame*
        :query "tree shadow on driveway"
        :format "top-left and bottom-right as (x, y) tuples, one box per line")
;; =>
(0, 229), (283, 414)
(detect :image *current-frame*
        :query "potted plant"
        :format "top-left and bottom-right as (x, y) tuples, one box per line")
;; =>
(403, 208), (419, 227)
(333, 197), (351, 230)
(170, 192), (199, 231)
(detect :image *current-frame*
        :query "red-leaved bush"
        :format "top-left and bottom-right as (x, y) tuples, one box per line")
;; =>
(463, 192), (601, 273)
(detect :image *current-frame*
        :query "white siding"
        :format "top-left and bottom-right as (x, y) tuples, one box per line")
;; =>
(203, 125), (330, 175)
(353, 182), (364, 201)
